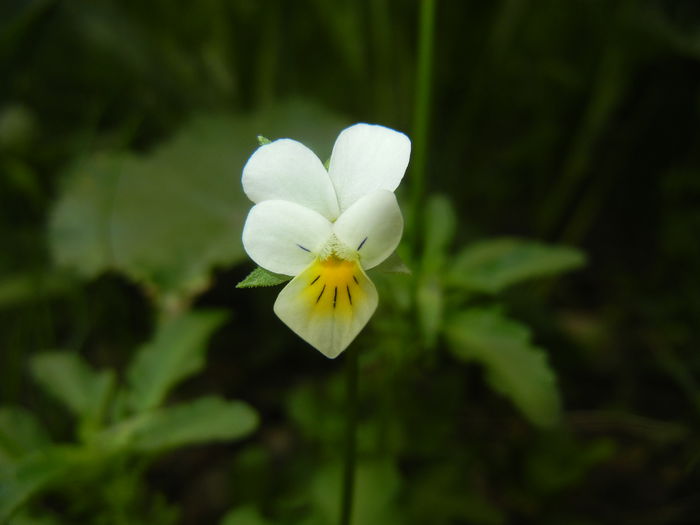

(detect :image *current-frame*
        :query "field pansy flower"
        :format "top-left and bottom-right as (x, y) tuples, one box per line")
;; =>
(241, 123), (410, 358)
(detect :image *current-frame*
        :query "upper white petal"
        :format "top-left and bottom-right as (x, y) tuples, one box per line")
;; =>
(333, 190), (404, 270)
(328, 123), (411, 212)
(242, 200), (332, 275)
(242, 139), (340, 220)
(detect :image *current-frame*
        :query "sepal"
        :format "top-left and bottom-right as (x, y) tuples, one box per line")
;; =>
(236, 267), (292, 288)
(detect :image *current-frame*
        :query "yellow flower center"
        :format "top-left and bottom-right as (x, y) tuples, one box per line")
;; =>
(298, 255), (367, 317)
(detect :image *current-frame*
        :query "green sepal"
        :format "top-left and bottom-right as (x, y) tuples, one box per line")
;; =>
(236, 267), (292, 288)
(256, 135), (271, 146)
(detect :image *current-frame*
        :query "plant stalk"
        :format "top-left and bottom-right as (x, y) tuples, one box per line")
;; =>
(409, 0), (437, 250)
(339, 348), (359, 525)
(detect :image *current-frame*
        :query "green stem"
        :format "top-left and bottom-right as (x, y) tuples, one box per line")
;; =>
(409, 0), (437, 250)
(339, 348), (359, 525)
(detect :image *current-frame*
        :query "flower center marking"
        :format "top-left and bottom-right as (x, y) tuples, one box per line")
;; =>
(316, 284), (326, 303)
(297, 255), (366, 317)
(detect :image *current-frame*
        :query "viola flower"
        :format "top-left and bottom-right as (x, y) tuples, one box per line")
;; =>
(241, 123), (410, 358)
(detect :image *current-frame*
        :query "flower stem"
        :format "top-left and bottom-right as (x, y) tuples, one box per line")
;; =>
(339, 348), (359, 525)
(409, 0), (437, 249)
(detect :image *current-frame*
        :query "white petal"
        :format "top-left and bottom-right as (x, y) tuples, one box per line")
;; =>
(242, 139), (340, 220)
(333, 190), (403, 270)
(274, 258), (378, 358)
(328, 123), (411, 212)
(242, 200), (332, 275)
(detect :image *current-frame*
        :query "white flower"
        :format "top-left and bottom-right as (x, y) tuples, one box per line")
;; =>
(241, 123), (411, 358)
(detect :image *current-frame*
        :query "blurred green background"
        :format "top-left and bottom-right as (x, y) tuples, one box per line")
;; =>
(2, 0), (700, 524)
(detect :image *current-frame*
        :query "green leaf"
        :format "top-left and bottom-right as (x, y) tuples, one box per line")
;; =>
(220, 506), (272, 525)
(108, 397), (257, 453)
(0, 447), (81, 522)
(0, 408), (50, 462)
(29, 352), (114, 423)
(49, 152), (123, 279)
(256, 135), (271, 146)
(127, 310), (228, 413)
(448, 238), (585, 294)
(445, 308), (561, 427)
(49, 117), (251, 308)
(236, 267), (291, 288)
(49, 101), (348, 307)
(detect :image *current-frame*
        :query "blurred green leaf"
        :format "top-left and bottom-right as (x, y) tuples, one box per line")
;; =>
(236, 267), (291, 288)
(220, 505), (272, 525)
(49, 102), (348, 307)
(127, 310), (228, 413)
(0, 447), (81, 522)
(48, 152), (123, 279)
(29, 352), (114, 424)
(118, 397), (257, 453)
(0, 408), (50, 463)
(446, 308), (561, 427)
(448, 238), (585, 294)
(49, 117), (250, 308)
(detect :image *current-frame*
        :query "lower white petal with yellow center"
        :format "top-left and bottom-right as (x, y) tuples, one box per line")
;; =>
(274, 255), (378, 359)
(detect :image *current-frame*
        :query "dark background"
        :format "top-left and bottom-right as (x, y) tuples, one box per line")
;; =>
(1, 1), (700, 524)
